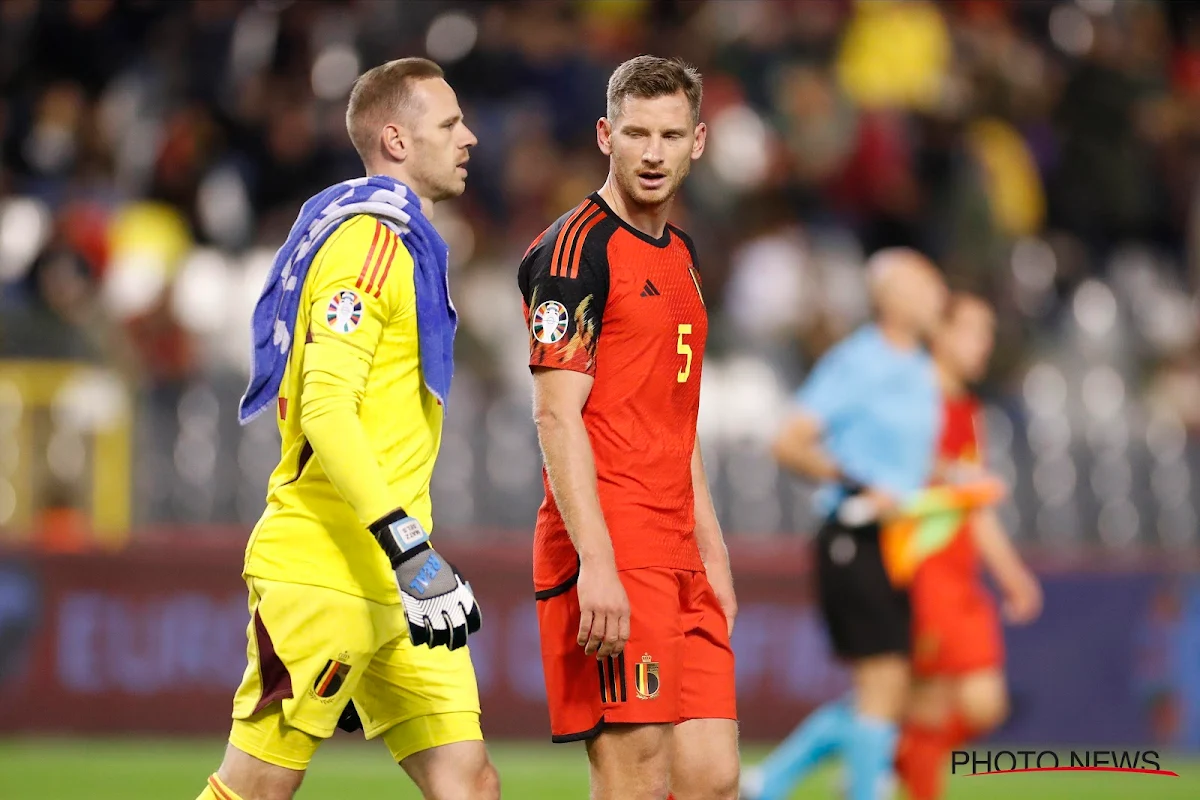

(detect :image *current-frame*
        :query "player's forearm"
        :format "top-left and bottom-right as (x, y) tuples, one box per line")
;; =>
(972, 508), (1028, 583)
(300, 353), (399, 527)
(691, 440), (728, 568)
(771, 416), (842, 484)
(534, 406), (615, 565)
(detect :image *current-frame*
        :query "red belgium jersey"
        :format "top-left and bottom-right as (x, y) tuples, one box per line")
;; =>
(518, 192), (708, 592)
(926, 393), (987, 578)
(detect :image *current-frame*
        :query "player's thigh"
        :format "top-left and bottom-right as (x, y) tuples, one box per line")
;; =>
(671, 717), (740, 800)
(905, 675), (955, 729)
(399, 740), (500, 800)
(587, 723), (674, 800)
(954, 667), (1008, 733)
(852, 653), (912, 721)
(356, 621), (483, 763)
(230, 579), (379, 769)
(678, 571), (737, 724)
(218, 727), (311, 799)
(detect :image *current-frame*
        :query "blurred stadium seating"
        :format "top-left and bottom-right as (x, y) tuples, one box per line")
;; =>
(3, 0), (1198, 552)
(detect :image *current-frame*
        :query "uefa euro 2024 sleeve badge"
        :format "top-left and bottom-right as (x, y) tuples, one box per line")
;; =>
(532, 300), (568, 344)
(327, 290), (363, 334)
(635, 653), (660, 700)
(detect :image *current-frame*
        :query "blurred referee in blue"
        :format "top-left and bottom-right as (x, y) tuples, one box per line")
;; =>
(743, 249), (947, 800)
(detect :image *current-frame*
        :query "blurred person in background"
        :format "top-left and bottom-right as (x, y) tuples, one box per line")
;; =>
(520, 56), (739, 800)
(896, 293), (1043, 800)
(749, 249), (947, 800)
(197, 59), (494, 800)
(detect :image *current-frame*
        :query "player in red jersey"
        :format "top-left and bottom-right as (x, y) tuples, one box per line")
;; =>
(517, 56), (738, 800)
(896, 293), (1044, 799)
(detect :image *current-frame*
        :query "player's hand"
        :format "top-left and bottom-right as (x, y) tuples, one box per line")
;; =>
(576, 556), (630, 658)
(706, 558), (738, 638)
(999, 566), (1042, 625)
(837, 485), (899, 526)
(369, 510), (482, 650)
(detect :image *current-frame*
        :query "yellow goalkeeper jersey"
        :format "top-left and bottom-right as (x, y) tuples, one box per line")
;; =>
(244, 214), (443, 605)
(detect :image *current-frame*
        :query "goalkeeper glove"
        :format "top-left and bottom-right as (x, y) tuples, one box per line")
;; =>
(368, 509), (482, 650)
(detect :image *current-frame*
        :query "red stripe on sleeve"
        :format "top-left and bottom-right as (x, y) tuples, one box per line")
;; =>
(551, 202), (593, 277)
(567, 212), (604, 279)
(372, 231), (400, 298)
(356, 221), (383, 289)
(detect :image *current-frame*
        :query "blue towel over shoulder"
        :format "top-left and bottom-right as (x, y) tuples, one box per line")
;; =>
(238, 176), (457, 424)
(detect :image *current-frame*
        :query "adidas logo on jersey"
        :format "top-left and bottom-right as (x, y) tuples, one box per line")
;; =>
(640, 279), (661, 297)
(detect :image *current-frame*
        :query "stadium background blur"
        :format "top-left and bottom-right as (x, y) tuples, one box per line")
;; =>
(1, 0), (1200, 798)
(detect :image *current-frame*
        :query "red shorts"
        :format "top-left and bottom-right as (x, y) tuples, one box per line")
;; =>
(535, 567), (737, 742)
(910, 567), (1003, 677)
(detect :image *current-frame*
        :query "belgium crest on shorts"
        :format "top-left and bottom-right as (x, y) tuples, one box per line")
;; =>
(635, 653), (660, 700)
(313, 658), (351, 698)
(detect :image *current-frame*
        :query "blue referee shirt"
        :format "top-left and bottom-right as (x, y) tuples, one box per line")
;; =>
(795, 324), (941, 516)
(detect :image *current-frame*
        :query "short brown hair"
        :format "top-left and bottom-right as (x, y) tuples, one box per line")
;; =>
(606, 56), (703, 126)
(346, 57), (444, 166)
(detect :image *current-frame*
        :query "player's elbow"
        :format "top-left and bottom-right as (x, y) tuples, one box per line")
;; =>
(771, 414), (817, 469)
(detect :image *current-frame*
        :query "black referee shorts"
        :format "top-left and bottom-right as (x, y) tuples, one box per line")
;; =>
(815, 517), (911, 660)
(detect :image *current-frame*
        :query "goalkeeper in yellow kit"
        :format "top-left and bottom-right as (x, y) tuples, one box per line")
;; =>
(196, 59), (498, 800)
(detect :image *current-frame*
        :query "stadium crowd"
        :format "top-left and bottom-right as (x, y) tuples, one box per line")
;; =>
(0, 0), (1198, 544)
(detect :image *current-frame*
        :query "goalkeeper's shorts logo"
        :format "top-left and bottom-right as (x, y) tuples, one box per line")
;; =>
(327, 290), (363, 334)
(313, 659), (351, 698)
(634, 653), (660, 700)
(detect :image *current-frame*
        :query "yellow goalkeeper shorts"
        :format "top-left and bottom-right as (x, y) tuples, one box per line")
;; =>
(229, 577), (482, 770)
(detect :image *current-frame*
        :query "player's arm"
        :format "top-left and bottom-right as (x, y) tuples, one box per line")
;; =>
(692, 439), (736, 635)
(522, 229), (627, 659)
(972, 509), (1042, 624)
(772, 343), (898, 515)
(300, 218), (479, 649)
(532, 367), (629, 658)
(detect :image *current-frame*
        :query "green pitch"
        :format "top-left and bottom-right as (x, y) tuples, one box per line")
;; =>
(0, 739), (1196, 799)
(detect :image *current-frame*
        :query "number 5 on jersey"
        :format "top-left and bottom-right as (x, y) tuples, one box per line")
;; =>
(677, 324), (692, 383)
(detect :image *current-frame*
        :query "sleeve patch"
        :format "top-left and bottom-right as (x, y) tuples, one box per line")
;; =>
(532, 300), (569, 344)
(326, 290), (364, 334)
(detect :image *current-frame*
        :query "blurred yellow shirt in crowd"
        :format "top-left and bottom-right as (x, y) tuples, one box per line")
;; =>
(837, 0), (951, 112)
(244, 214), (443, 605)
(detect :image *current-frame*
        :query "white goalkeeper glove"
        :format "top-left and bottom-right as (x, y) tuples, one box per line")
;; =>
(369, 509), (482, 650)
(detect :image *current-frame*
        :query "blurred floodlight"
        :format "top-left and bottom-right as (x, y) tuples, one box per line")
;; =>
(1072, 279), (1117, 337)
(52, 369), (128, 432)
(1138, 290), (1197, 351)
(1075, 0), (1116, 15)
(426, 12), (478, 64)
(1098, 498), (1139, 548)
(173, 249), (233, 335)
(1090, 456), (1132, 498)
(709, 104), (770, 190)
(198, 166), (253, 247)
(1081, 366), (1125, 420)
(0, 198), (52, 283)
(1011, 237), (1056, 291)
(47, 430), (86, 483)
(1027, 413), (1071, 456)
(102, 253), (168, 319)
(312, 45), (360, 101)
(231, 5), (281, 82)
(1152, 462), (1191, 506)
(1049, 5), (1094, 57)
(1146, 412), (1186, 462)
(1033, 455), (1076, 505)
(1023, 363), (1067, 417)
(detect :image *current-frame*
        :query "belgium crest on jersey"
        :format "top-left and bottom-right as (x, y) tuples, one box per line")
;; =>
(635, 653), (660, 700)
